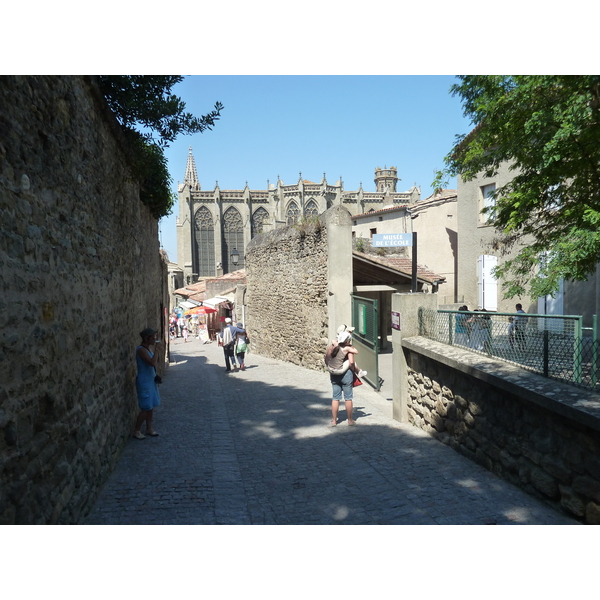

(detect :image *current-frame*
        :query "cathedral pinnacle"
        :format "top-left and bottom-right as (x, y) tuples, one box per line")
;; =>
(183, 147), (200, 190)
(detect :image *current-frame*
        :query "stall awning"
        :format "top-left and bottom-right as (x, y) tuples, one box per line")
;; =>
(178, 300), (202, 310)
(203, 295), (232, 308)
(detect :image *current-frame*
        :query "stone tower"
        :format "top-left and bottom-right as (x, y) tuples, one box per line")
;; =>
(374, 166), (399, 193)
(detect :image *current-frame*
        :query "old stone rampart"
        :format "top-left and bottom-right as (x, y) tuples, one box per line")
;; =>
(0, 76), (168, 524)
(244, 206), (352, 371)
(402, 337), (600, 524)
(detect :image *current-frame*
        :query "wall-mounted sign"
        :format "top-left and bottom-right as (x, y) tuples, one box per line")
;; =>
(372, 233), (413, 247)
(391, 311), (401, 331)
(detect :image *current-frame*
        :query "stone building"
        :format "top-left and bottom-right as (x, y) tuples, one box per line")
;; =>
(351, 189), (458, 305)
(176, 149), (420, 282)
(457, 161), (600, 324)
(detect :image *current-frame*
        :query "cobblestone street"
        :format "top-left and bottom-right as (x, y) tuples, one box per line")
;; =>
(84, 336), (577, 525)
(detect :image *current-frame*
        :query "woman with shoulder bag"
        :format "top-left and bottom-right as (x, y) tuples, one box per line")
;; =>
(234, 322), (249, 371)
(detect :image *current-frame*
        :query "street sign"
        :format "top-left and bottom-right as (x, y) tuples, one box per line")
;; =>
(372, 233), (413, 247)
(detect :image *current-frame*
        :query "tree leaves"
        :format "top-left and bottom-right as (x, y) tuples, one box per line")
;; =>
(443, 75), (600, 298)
(97, 76), (224, 219)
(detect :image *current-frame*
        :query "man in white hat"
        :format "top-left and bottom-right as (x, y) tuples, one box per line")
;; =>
(219, 317), (238, 371)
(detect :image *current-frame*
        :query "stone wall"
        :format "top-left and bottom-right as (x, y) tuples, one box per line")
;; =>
(402, 337), (600, 524)
(244, 206), (352, 371)
(0, 76), (168, 524)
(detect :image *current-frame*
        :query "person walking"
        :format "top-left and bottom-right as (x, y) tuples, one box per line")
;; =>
(233, 322), (249, 370)
(325, 330), (362, 426)
(467, 310), (485, 351)
(455, 305), (470, 347)
(219, 317), (237, 372)
(133, 327), (162, 439)
(514, 303), (527, 351)
(182, 318), (189, 343)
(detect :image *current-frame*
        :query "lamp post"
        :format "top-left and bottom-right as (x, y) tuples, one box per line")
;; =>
(231, 248), (239, 268)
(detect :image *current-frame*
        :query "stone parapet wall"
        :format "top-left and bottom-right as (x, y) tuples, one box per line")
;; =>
(245, 219), (329, 370)
(0, 76), (168, 524)
(402, 337), (600, 524)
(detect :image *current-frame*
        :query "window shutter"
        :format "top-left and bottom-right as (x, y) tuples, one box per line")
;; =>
(478, 254), (498, 311)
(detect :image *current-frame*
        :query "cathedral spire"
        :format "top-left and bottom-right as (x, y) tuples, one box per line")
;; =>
(183, 147), (200, 190)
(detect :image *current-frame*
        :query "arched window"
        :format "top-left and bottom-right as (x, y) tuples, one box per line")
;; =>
(286, 201), (300, 225)
(194, 206), (215, 276)
(223, 206), (245, 272)
(251, 207), (269, 238)
(305, 199), (318, 217)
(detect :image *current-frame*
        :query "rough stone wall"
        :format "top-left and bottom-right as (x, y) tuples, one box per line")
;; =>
(0, 76), (168, 524)
(404, 345), (600, 524)
(245, 219), (329, 370)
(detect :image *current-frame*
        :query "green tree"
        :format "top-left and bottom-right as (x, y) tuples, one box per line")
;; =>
(98, 76), (223, 218)
(439, 75), (600, 298)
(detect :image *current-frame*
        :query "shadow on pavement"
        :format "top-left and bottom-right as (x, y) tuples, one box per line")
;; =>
(83, 340), (577, 525)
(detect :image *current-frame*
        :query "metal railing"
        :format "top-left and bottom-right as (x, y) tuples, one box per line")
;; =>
(418, 308), (600, 391)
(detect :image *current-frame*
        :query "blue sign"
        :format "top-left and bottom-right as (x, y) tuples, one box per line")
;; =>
(372, 233), (413, 247)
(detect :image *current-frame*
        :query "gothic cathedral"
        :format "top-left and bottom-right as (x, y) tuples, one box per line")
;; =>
(176, 148), (420, 282)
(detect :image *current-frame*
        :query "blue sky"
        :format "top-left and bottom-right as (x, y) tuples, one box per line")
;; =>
(159, 75), (473, 263)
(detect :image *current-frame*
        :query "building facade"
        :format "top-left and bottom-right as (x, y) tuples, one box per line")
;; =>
(457, 162), (600, 325)
(351, 189), (458, 304)
(176, 149), (420, 282)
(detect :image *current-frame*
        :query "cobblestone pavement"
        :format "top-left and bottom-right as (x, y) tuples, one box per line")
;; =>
(84, 336), (577, 525)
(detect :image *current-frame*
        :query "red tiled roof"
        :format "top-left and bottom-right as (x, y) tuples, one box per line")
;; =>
(174, 269), (246, 298)
(352, 189), (457, 220)
(353, 250), (445, 283)
(174, 280), (206, 297)
(422, 189), (458, 202)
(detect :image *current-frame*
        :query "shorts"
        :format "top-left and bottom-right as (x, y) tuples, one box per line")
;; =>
(331, 368), (354, 401)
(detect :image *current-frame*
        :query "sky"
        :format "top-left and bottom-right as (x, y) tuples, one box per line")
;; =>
(159, 75), (473, 263)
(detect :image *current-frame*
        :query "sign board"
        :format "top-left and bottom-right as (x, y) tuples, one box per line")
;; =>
(372, 233), (413, 247)
(391, 311), (401, 331)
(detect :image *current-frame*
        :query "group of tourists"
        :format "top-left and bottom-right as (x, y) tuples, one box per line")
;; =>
(169, 313), (199, 341)
(134, 305), (530, 438)
(133, 317), (370, 438)
(133, 314), (250, 439)
(454, 303), (527, 353)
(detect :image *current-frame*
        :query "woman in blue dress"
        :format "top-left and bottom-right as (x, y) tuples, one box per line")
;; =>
(133, 327), (162, 439)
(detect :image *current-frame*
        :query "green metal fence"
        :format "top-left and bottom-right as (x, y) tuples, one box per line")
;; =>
(418, 308), (599, 391)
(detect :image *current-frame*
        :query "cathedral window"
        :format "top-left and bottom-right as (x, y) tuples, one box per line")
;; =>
(305, 199), (318, 217)
(223, 207), (245, 272)
(286, 201), (300, 225)
(194, 206), (215, 276)
(251, 207), (269, 238)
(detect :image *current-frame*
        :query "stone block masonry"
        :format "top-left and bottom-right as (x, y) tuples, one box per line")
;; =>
(0, 76), (168, 523)
(402, 336), (600, 524)
(244, 206), (352, 372)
